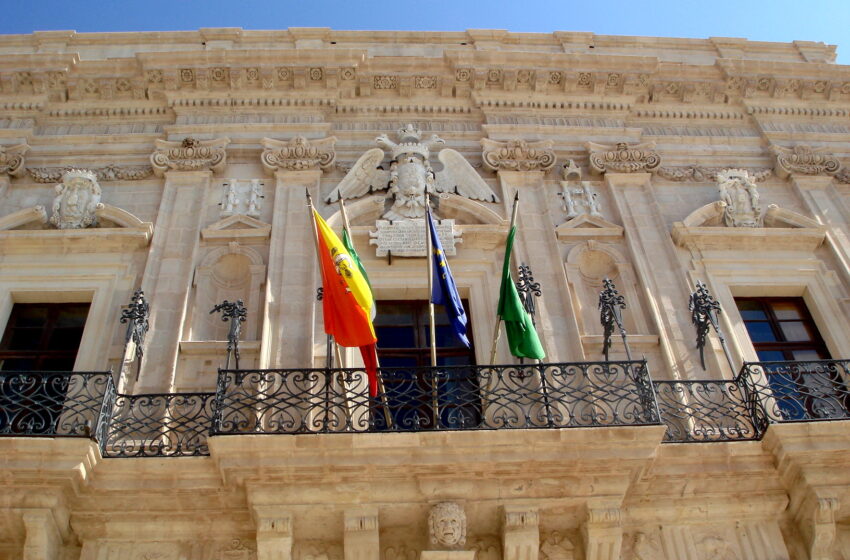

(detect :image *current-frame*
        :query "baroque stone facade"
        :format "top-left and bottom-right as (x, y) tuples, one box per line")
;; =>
(0, 27), (848, 560)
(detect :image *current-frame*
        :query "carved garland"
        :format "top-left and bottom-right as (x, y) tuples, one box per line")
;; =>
(657, 166), (772, 183)
(586, 142), (661, 174)
(28, 165), (153, 183)
(771, 144), (841, 178)
(260, 136), (336, 174)
(150, 137), (229, 176)
(481, 138), (556, 172)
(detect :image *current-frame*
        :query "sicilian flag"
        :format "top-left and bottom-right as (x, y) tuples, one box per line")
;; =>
(497, 227), (545, 360)
(427, 208), (470, 348)
(313, 210), (380, 395)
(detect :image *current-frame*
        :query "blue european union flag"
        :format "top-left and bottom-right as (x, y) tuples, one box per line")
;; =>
(427, 208), (470, 348)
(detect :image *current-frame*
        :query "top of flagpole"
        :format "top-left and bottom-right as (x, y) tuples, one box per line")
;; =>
(509, 190), (520, 229)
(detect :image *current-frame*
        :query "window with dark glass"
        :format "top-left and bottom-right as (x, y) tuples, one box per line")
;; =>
(0, 303), (91, 371)
(373, 300), (478, 429)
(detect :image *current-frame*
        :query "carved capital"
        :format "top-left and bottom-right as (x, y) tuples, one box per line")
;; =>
(771, 144), (841, 178)
(150, 137), (229, 176)
(585, 507), (621, 526)
(502, 506), (539, 529)
(481, 138), (556, 172)
(261, 136), (336, 174)
(0, 143), (28, 176)
(586, 141), (660, 175)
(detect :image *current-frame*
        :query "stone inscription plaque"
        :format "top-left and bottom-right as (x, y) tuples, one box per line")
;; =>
(369, 219), (461, 257)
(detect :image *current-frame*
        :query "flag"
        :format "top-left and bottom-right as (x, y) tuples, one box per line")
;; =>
(427, 209), (470, 348)
(497, 227), (545, 360)
(313, 210), (380, 395)
(342, 227), (375, 320)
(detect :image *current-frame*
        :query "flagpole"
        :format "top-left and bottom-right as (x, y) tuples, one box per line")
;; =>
(425, 191), (437, 368)
(339, 197), (393, 428)
(489, 192), (520, 365)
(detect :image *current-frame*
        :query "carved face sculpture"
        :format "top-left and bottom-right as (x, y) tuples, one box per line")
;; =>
(428, 502), (467, 549)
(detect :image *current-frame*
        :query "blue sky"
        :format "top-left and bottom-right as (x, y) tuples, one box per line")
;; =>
(1, 0), (848, 64)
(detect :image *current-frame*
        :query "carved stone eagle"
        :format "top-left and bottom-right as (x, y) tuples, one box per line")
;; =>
(325, 124), (499, 220)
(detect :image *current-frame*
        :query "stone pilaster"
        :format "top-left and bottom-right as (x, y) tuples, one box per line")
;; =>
(604, 172), (698, 378)
(580, 504), (622, 560)
(501, 506), (539, 560)
(252, 507), (293, 560)
(22, 509), (63, 560)
(137, 170), (212, 391)
(344, 507), (380, 560)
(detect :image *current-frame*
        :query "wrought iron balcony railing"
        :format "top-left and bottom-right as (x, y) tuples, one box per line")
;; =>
(0, 371), (113, 437)
(212, 361), (661, 434)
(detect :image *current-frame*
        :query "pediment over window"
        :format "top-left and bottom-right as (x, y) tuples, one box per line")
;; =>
(555, 214), (624, 242)
(672, 203), (825, 252)
(0, 204), (153, 251)
(201, 214), (271, 241)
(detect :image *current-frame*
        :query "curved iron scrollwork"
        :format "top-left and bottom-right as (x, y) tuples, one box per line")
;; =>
(653, 379), (763, 442)
(515, 263), (542, 326)
(0, 371), (112, 437)
(100, 391), (215, 457)
(598, 278), (631, 361)
(740, 360), (850, 423)
(120, 289), (149, 381)
(212, 360), (660, 435)
(210, 299), (247, 369)
(688, 281), (725, 371)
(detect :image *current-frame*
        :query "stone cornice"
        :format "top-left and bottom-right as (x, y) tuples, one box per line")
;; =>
(0, 144), (28, 176)
(770, 144), (841, 178)
(481, 138), (556, 172)
(150, 136), (229, 176)
(587, 142), (661, 175)
(260, 136), (336, 174)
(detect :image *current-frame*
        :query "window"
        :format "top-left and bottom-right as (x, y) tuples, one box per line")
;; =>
(373, 300), (478, 429)
(735, 297), (844, 420)
(0, 303), (91, 371)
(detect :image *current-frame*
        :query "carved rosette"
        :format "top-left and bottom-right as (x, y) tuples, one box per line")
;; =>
(150, 137), (229, 176)
(770, 144), (841, 178)
(428, 502), (467, 550)
(0, 144), (28, 177)
(586, 142), (661, 174)
(481, 138), (556, 172)
(260, 136), (336, 174)
(28, 164), (153, 183)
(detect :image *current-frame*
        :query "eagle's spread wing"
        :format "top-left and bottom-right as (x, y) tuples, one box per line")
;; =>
(435, 148), (500, 203)
(325, 148), (390, 203)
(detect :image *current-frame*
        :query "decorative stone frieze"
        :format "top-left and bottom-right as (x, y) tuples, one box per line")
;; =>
(150, 137), (229, 176)
(481, 138), (556, 172)
(770, 144), (841, 178)
(260, 136), (336, 174)
(657, 165), (772, 183)
(49, 169), (102, 229)
(428, 502), (467, 550)
(0, 143), (28, 176)
(717, 169), (762, 227)
(27, 164), (153, 183)
(586, 142), (661, 174)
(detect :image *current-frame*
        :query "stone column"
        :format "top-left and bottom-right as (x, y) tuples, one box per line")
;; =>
(252, 507), (294, 560)
(22, 509), (63, 560)
(344, 507), (380, 560)
(482, 138), (583, 362)
(501, 506), (539, 560)
(259, 136), (335, 368)
(138, 137), (228, 391)
(580, 504), (622, 560)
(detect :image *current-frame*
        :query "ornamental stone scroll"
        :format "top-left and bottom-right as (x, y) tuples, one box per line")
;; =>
(0, 143), (28, 177)
(260, 136), (336, 174)
(586, 141), (661, 175)
(770, 144), (841, 178)
(481, 138), (556, 172)
(150, 137), (229, 176)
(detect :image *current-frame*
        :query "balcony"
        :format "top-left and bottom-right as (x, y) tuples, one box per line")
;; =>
(0, 360), (848, 456)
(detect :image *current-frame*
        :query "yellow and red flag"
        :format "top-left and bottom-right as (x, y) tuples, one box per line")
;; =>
(312, 209), (380, 394)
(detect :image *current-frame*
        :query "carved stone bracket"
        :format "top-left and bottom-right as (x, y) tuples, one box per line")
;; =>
(345, 507), (380, 560)
(252, 506), (293, 560)
(481, 138), (556, 172)
(0, 143), (28, 177)
(657, 165), (772, 183)
(502, 506), (539, 560)
(28, 164), (153, 183)
(261, 136), (336, 174)
(586, 142), (660, 175)
(581, 505), (623, 560)
(150, 137), (229, 176)
(771, 144), (841, 178)
(799, 494), (840, 560)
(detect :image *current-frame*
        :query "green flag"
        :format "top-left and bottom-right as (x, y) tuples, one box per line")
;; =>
(497, 227), (545, 360)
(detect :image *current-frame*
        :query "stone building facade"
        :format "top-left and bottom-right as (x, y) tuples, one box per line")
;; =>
(0, 27), (848, 560)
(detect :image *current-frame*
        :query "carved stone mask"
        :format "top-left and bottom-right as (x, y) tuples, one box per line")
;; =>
(428, 502), (467, 549)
